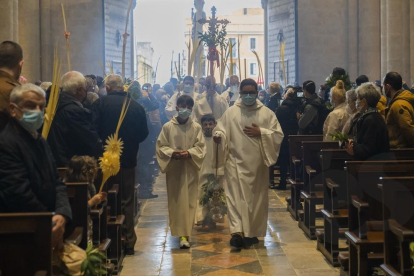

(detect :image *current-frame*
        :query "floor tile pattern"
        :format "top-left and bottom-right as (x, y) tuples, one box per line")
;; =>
(121, 174), (339, 276)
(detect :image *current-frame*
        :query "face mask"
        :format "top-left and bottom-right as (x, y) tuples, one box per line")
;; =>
(183, 85), (194, 93)
(178, 108), (192, 119)
(203, 128), (213, 137)
(241, 94), (257, 106)
(355, 100), (362, 113)
(14, 104), (44, 133)
(231, 85), (238, 93)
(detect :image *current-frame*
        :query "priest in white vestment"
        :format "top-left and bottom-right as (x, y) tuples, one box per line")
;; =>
(165, 76), (197, 120)
(214, 78), (284, 248)
(156, 94), (206, 249)
(220, 75), (240, 106)
(193, 76), (229, 122)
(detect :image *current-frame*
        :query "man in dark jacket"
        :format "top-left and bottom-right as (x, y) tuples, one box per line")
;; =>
(91, 74), (148, 255)
(297, 80), (323, 134)
(266, 82), (282, 113)
(0, 41), (23, 131)
(0, 84), (72, 249)
(47, 71), (103, 167)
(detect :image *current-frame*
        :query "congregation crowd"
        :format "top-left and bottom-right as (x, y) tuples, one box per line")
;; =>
(1, 37), (414, 273)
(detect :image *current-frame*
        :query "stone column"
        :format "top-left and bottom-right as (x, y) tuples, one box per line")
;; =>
(347, 0), (358, 78)
(19, 0), (41, 82)
(358, 0), (381, 81)
(40, 0), (53, 81)
(411, 0), (414, 85)
(0, 0), (18, 41)
(262, 0), (269, 86)
(194, 0), (205, 80)
(380, 0), (387, 77)
(386, 0), (404, 75)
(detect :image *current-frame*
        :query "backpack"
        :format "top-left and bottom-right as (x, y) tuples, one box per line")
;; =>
(306, 102), (331, 134)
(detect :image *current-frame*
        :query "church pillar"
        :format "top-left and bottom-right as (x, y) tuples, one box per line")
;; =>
(19, 0), (41, 82)
(380, 0), (388, 78)
(386, 0), (404, 75)
(347, 0), (358, 79)
(411, 0), (414, 85)
(402, 0), (411, 82)
(0, 0), (18, 42)
(358, 0), (381, 81)
(39, 0), (53, 81)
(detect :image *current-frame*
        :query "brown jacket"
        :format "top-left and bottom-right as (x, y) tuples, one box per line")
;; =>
(0, 70), (19, 131)
(385, 90), (414, 148)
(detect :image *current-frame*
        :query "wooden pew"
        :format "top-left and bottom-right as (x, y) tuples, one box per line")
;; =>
(319, 149), (414, 267)
(287, 135), (323, 220)
(317, 149), (353, 266)
(380, 177), (414, 276)
(298, 141), (339, 239)
(0, 212), (53, 276)
(342, 161), (414, 276)
(65, 182), (89, 249)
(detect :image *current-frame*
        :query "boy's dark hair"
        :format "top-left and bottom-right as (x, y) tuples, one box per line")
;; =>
(384, 72), (403, 91)
(97, 76), (104, 87)
(240, 78), (258, 91)
(356, 75), (369, 86)
(302, 80), (316, 94)
(200, 114), (216, 124)
(0, 41), (23, 69)
(176, 94), (194, 107)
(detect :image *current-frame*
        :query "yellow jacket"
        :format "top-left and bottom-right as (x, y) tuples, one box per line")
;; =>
(377, 95), (387, 120)
(386, 90), (414, 148)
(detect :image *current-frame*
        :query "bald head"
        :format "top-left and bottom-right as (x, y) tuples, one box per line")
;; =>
(106, 74), (124, 93)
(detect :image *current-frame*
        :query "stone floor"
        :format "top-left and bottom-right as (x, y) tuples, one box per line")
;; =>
(120, 174), (339, 276)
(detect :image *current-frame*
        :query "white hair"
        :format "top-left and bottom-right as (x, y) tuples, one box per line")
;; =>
(40, 82), (52, 91)
(10, 83), (46, 104)
(105, 75), (124, 91)
(61, 71), (86, 96)
(356, 82), (381, 108)
(346, 89), (357, 103)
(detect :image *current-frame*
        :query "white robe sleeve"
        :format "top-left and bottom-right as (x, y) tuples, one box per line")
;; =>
(187, 126), (206, 171)
(213, 113), (229, 170)
(165, 94), (178, 120)
(259, 113), (284, 167)
(156, 124), (175, 173)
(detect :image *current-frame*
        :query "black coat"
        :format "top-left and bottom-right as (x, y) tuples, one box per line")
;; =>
(353, 111), (390, 161)
(276, 98), (299, 156)
(266, 93), (282, 113)
(47, 93), (103, 167)
(0, 119), (72, 220)
(91, 92), (149, 168)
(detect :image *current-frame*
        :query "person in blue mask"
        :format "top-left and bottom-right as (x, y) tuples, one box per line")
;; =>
(213, 78), (284, 249)
(156, 94), (206, 249)
(0, 83), (72, 252)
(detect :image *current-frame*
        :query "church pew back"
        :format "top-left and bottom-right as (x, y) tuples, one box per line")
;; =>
(381, 177), (414, 276)
(0, 212), (53, 276)
(289, 135), (323, 181)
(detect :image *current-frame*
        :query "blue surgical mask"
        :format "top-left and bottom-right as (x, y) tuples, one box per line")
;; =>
(183, 85), (194, 93)
(241, 94), (257, 106)
(13, 104), (44, 133)
(231, 85), (238, 93)
(178, 108), (192, 119)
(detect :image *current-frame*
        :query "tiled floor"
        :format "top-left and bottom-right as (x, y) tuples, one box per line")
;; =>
(121, 174), (339, 276)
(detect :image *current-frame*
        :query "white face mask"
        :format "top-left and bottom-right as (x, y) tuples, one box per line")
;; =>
(183, 85), (194, 93)
(231, 85), (238, 93)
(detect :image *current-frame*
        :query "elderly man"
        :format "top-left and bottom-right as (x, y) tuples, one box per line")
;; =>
(220, 75), (240, 106)
(0, 84), (72, 249)
(92, 75), (148, 255)
(0, 41), (23, 130)
(47, 71), (103, 167)
(193, 76), (229, 122)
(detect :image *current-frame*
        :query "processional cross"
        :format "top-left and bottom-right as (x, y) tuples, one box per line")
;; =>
(198, 6), (230, 77)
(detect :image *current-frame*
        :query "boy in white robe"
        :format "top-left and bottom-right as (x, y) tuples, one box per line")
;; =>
(193, 76), (229, 122)
(214, 78), (284, 249)
(195, 114), (226, 228)
(156, 94), (206, 249)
